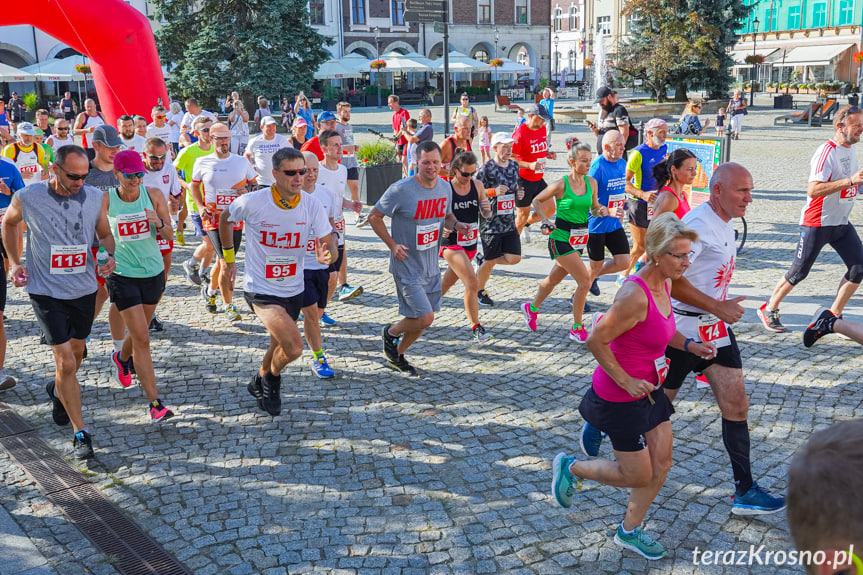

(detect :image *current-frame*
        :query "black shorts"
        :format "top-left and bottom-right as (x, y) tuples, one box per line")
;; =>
(30, 292), (97, 346)
(244, 291), (303, 321)
(578, 386), (674, 452)
(106, 273), (166, 311)
(516, 178), (547, 208)
(397, 143), (406, 156)
(481, 230), (521, 261)
(207, 228), (244, 259)
(346, 167), (358, 181)
(328, 245), (345, 273)
(587, 227), (630, 261)
(664, 326), (743, 390)
(627, 198), (649, 229)
(785, 223), (863, 285)
(302, 268), (330, 309)
(548, 237), (583, 260)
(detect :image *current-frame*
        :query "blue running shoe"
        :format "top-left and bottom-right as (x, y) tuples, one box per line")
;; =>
(580, 422), (604, 457)
(633, 259), (646, 273)
(589, 279), (600, 296)
(613, 524), (667, 560)
(551, 452), (581, 508)
(311, 356), (335, 379)
(320, 312), (336, 326)
(731, 482), (786, 516)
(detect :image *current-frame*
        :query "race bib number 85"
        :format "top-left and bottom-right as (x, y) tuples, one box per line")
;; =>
(416, 223), (439, 251)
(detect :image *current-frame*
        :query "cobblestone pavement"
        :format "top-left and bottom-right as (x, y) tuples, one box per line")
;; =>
(1, 100), (861, 575)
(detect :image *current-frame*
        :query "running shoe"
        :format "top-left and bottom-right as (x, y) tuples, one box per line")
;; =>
(261, 374), (282, 416)
(633, 259), (646, 274)
(72, 430), (94, 460)
(40, 332), (48, 345)
(472, 324), (494, 343)
(338, 284), (364, 301)
(355, 212), (370, 228)
(551, 452), (581, 508)
(311, 356), (335, 379)
(615, 274), (625, 287)
(474, 253), (485, 269)
(202, 285), (217, 314)
(149, 399), (175, 423)
(176, 228), (185, 246)
(579, 422), (604, 457)
(382, 325), (400, 363)
(223, 303), (241, 321)
(477, 289), (495, 307)
(247, 373), (264, 410)
(569, 293), (591, 313)
(0, 369), (15, 391)
(149, 315), (164, 332)
(522, 302), (538, 331)
(320, 312), (336, 326)
(757, 302), (787, 333)
(589, 278), (600, 296)
(111, 351), (133, 388)
(183, 258), (201, 286)
(520, 225), (532, 245)
(803, 308), (838, 348)
(46, 381), (70, 426)
(613, 525), (667, 560)
(569, 323), (588, 343)
(731, 482), (786, 516)
(201, 270), (211, 285)
(387, 354), (418, 376)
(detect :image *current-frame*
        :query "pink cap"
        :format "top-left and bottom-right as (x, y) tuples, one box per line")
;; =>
(113, 149), (146, 174)
(293, 118), (308, 130)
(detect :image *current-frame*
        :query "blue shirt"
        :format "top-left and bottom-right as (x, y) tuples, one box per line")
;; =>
(0, 157), (25, 209)
(540, 98), (554, 119)
(297, 108), (314, 139)
(588, 155), (627, 234)
(625, 142), (667, 199)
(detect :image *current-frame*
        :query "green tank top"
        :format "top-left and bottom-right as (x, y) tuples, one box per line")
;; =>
(550, 175), (592, 243)
(108, 185), (164, 278)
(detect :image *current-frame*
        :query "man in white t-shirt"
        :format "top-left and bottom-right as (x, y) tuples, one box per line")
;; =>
(146, 105), (173, 151)
(180, 98), (217, 141)
(221, 146), (335, 416)
(46, 118), (76, 153)
(190, 122), (258, 321)
(117, 115), (146, 154)
(244, 116), (289, 185)
(759, 105), (863, 333)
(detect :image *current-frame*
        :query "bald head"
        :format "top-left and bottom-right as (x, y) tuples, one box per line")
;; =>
(302, 151), (319, 191)
(709, 162), (753, 221)
(602, 130), (625, 162)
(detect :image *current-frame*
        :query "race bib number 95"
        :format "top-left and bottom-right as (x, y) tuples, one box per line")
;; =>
(265, 255), (298, 284)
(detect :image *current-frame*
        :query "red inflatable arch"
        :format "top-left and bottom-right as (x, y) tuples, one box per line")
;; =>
(4, 0), (169, 125)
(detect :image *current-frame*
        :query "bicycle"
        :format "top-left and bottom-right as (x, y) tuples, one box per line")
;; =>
(367, 127), (398, 143)
(734, 216), (747, 254)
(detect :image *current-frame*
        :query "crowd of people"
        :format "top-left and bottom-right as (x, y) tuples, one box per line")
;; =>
(0, 86), (859, 566)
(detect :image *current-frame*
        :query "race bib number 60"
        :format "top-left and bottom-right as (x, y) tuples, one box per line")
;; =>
(698, 314), (731, 348)
(50, 244), (88, 275)
(416, 223), (439, 251)
(265, 255), (298, 284)
(497, 194), (515, 215)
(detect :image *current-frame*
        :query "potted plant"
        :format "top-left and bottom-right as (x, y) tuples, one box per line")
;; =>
(322, 84), (339, 111)
(22, 92), (39, 121)
(346, 89), (362, 106)
(426, 89), (442, 106)
(356, 140), (402, 205)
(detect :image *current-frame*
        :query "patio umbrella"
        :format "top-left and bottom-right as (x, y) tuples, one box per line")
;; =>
(339, 53), (373, 74)
(493, 57), (535, 76)
(314, 59), (364, 80)
(0, 62), (36, 82)
(381, 51), (431, 73)
(400, 52), (435, 68)
(22, 58), (87, 81)
(429, 51), (489, 72)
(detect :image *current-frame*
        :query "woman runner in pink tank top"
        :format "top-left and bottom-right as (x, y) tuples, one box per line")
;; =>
(550, 213), (717, 560)
(652, 148), (697, 220)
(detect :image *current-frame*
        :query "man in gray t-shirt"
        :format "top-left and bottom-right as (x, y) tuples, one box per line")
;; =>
(369, 141), (470, 376)
(335, 104), (361, 205)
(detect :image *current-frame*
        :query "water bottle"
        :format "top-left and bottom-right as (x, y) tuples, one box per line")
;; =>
(96, 247), (110, 277)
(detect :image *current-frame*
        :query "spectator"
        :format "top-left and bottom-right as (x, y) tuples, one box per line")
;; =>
(726, 90), (747, 140)
(678, 101), (710, 135)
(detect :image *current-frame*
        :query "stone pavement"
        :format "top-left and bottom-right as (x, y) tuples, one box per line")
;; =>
(1, 100), (861, 574)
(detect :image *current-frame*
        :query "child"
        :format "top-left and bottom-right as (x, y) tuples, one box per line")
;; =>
(515, 109), (526, 128)
(715, 108), (725, 137)
(478, 116), (492, 163)
(406, 118), (418, 177)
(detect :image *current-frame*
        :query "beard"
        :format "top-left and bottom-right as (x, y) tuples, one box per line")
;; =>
(601, 101), (615, 113)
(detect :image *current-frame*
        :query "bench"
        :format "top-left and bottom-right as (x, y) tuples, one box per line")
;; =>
(774, 102), (820, 126)
(495, 95), (524, 113)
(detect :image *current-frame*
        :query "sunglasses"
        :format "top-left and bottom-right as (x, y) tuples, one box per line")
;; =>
(839, 106), (860, 124)
(458, 170), (476, 178)
(282, 168), (308, 177)
(57, 165), (89, 181)
(147, 154), (167, 160)
(157, 116), (166, 119)
(198, 127), (210, 133)
(57, 127), (69, 131)
(122, 171), (146, 179)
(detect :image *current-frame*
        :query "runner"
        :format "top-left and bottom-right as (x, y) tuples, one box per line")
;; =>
(512, 103), (556, 242)
(176, 116), (216, 277)
(46, 119), (76, 154)
(146, 106), (173, 150)
(179, 97), (217, 147)
(651, 149), (696, 219)
(451, 93), (479, 144)
(388, 95), (411, 176)
(290, 118), (308, 150)
(134, 116), (149, 139)
(439, 152), (494, 342)
(552, 213), (712, 561)
(0, 156), (25, 391)
(759, 105), (863, 333)
(2, 145), (116, 459)
(220, 147), (335, 416)
(300, 111), (337, 161)
(368, 141), (467, 375)
(589, 87), (637, 151)
(522, 141), (602, 342)
(475, 132), (523, 307)
(439, 116), (472, 180)
(0, 101), (10, 145)
(334, 102), (362, 222)
(244, 116), (289, 186)
(34, 109), (53, 139)
(190, 122), (258, 320)
(117, 115), (147, 153)
(60, 91), (78, 122)
(73, 99), (105, 159)
(1, 122), (49, 185)
(105, 150), (175, 423)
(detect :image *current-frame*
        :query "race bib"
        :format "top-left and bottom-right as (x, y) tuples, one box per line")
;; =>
(841, 184), (858, 199)
(608, 193), (626, 215)
(497, 194), (515, 215)
(698, 314), (731, 348)
(50, 244), (87, 275)
(457, 223), (479, 246)
(416, 222), (439, 251)
(215, 190), (238, 208)
(334, 215), (346, 233)
(0, 208), (6, 224)
(654, 356), (670, 385)
(265, 255), (298, 284)
(116, 212), (150, 241)
(535, 157), (547, 175)
(647, 204), (655, 221)
(306, 238), (317, 254)
(569, 227), (588, 247)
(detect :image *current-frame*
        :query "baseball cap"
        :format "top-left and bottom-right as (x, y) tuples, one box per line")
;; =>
(33, 128), (44, 137)
(594, 86), (613, 103)
(260, 115), (276, 127)
(92, 125), (123, 148)
(491, 132), (516, 147)
(16, 122), (37, 136)
(113, 149), (146, 174)
(644, 118), (667, 131)
(318, 111), (337, 123)
(292, 118), (308, 130)
(209, 123), (231, 138)
(527, 104), (551, 120)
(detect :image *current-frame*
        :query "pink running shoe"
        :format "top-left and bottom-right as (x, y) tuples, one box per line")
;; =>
(149, 399), (175, 423)
(112, 351), (133, 388)
(522, 302), (538, 331)
(569, 324), (588, 343)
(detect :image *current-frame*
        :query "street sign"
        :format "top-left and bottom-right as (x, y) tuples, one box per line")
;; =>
(405, 0), (445, 11)
(433, 21), (445, 33)
(405, 9), (443, 22)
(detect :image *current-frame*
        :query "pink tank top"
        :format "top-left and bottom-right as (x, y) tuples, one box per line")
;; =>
(661, 185), (691, 219)
(592, 275), (677, 402)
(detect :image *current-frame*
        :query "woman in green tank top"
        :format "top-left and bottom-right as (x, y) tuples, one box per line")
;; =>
(105, 150), (176, 423)
(521, 142), (605, 343)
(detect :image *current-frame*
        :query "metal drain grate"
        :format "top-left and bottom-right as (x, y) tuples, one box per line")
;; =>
(0, 403), (192, 575)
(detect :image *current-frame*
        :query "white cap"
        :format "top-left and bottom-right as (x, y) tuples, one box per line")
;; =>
(491, 132), (516, 147)
(260, 115), (277, 127)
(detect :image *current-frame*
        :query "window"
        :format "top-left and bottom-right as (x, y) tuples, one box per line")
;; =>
(554, 7), (562, 31)
(569, 6), (578, 29)
(352, 0), (365, 24)
(478, 0), (491, 23)
(568, 49), (576, 71)
(515, 0), (528, 23)
(391, 0), (404, 25)
(763, 7), (776, 31)
(474, 49), (489, 62)
(788, 5), (800, 28)
(517, 48), (528, 65)
(812, 2), (826, 26)
(310, 0), (325, 25)
(597, 16), (611, 35)
(839, 0), (854, 24)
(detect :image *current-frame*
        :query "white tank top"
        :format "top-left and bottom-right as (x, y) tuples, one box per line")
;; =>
(51, 135), (76, 152)
(82, 114), (104, 148)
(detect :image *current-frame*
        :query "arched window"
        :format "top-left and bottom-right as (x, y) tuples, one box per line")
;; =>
(474, 49), (490, 63)
(569, 6), (578, 29)
(554, 7), (562, 31)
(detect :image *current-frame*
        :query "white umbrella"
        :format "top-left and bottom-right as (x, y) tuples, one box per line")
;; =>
(429, 51), (489, 72)
(339, 53), (373, 74)
(401, 52), (435, 68)
(381, 52), (431, 72)
(315, 59), (364, 80)
(22, 58), (86, 81)
(0, 62), (36, 82)
(492, 57), (535, 76)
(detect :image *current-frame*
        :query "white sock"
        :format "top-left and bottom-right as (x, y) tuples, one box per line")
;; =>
(112, 339), (125, 353)
(620, 522), (637, 535)
(207, 287), (217, 297)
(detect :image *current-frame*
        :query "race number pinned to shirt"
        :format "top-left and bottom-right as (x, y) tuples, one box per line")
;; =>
(647, 204), (655, 221)
(840, 184), (858, 199)
(334, 214), (346, 234)
(698, 314), (731, 348)
(50, 244), (88, 275)
(215, 189), (238, 209)
(416, 222), (439, 251)
(569, 227), (588, 247)
(497, 194), (515, 215)
(306, 238), (317, 254)
(654, 356), (670, 385)
(0, 208), (7, 224)
(534, 157), (547, 175)
(457, 222), (479, 246)
(117, 212), (151, 241)
(265, 255), (298, 284)
(608, 193), (626, 216)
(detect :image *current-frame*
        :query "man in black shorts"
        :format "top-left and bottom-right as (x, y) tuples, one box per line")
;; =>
(512, 104), (556, 243)
(0, 158), (25, 390)
(388, 95), (411, 176)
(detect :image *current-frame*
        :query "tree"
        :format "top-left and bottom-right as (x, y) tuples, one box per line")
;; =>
(151, 0), (332, 109)
(615, 0), (749, 101)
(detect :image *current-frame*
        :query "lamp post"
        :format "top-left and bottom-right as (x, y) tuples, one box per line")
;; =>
(750, 16), (759, 107)
(554, 34), (559, 82)
(374, 26), (382, 107)
(494, 27), (500, 101)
